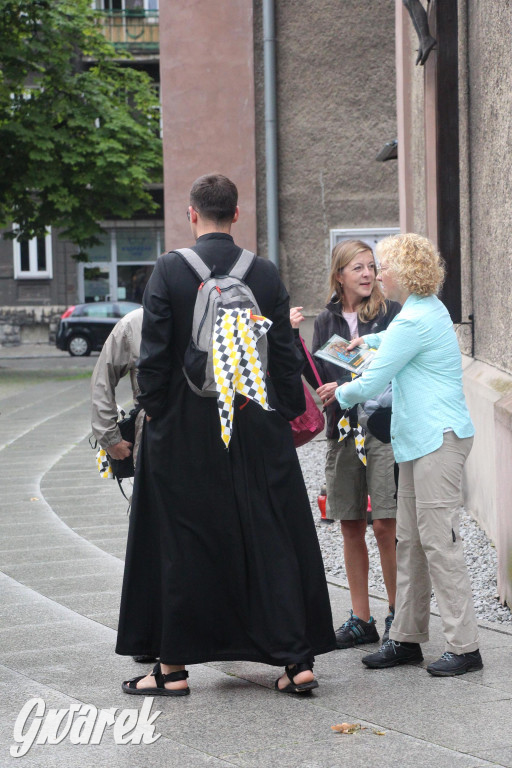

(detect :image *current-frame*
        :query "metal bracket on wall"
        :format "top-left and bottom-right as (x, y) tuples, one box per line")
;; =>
(455, 313), (474, 358)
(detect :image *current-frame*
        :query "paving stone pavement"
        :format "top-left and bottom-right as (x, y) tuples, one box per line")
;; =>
(1, 368), (512, 768)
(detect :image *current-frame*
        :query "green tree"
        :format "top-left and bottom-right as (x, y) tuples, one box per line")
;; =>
(0, 0), (162, 257)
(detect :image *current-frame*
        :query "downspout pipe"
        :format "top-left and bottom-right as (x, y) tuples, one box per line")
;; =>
(262, 0), (279, 269)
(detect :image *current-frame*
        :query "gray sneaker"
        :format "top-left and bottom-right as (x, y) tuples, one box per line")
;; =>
(362, 639), (423, 668)
(335, 610), (380, 649)
(427, 650), (483, 677)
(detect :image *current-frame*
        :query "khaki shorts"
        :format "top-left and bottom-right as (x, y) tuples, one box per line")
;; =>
(325, 433), (397, 521)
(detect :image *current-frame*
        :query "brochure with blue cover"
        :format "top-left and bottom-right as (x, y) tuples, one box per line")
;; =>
(314, 334), (375, 375)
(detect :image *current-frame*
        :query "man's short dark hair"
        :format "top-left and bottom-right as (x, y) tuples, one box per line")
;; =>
(190, 174), (238, 223)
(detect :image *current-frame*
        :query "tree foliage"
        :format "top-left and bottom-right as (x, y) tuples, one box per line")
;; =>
(0, 0), (162, 256)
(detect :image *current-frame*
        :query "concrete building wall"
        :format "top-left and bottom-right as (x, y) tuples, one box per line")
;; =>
(466, 0), (512, 373)
(464, 0), (512, 605)
(457, 0), (472, 335)
(495, 392), (512, 607)
(253, 0), (399, 310)
(462, 361), (512, 544)
(408, 27), (427, 239)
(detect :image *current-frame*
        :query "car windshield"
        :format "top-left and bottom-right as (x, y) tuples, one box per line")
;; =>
(118, 302), (142, 316)
(79, 303), (116, 318)
(70, 301), (140, 318)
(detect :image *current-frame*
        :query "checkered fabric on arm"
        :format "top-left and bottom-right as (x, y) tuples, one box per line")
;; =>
(96, 448), (113, 478)
(94, 406), (126, 479)
(213, 308), (273, 448)
(338, 373), (367, 466)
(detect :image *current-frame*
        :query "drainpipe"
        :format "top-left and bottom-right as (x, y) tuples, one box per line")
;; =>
(262, 0), (279, 269)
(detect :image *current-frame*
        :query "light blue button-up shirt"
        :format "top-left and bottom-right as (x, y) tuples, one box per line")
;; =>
(335, 294), (474, 463)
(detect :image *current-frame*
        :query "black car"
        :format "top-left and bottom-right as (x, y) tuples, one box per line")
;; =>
(56, 301), (141, 356)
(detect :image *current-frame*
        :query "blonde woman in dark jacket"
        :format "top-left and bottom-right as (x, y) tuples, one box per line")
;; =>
(292, 240), (401, 648)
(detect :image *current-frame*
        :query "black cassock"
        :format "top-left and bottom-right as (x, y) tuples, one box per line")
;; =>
(116, 232), (336, 666)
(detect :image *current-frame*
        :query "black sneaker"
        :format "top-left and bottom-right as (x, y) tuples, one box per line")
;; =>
(427, 650), (483, 677)
(362, 639), (423, 668)
(381, 606), (395, 644)
(335, 610), (380, 649)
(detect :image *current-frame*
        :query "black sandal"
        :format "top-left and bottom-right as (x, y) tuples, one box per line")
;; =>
(275, 661), (318, 694)
(122, 663), (190, 696)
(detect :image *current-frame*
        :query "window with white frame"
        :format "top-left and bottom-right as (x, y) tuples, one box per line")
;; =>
(13, 230), (53, 279)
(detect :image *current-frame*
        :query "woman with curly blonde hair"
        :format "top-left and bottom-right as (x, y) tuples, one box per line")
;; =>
(291, 240), (401, 650)
(336, 233), (482, 677)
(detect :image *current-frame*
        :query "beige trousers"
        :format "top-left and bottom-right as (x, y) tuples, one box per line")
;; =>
(390, 432), (479, 654)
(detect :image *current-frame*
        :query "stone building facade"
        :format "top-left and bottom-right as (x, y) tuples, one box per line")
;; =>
(253, 0), (399, 311)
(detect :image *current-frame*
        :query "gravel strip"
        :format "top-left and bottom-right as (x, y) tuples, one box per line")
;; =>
(298, 438), (512, 625)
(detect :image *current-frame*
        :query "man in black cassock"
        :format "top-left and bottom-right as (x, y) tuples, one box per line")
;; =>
(116, 174), (336, 696)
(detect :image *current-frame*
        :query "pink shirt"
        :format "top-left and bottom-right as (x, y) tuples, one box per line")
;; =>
(342, 311), (358, 340)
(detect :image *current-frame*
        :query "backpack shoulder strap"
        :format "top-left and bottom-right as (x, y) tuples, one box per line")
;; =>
(228, 249), (256, 281)
(175, 248), (211, 282)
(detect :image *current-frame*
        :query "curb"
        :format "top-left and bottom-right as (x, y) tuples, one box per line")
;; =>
(326, 574), (512, 637)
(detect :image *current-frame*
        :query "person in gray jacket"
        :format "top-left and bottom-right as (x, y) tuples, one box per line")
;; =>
(90, 307), (144, 465)
(90, 306), (154, 664)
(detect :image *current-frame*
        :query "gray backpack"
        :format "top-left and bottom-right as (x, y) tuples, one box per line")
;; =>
(176, 247), (268, 397)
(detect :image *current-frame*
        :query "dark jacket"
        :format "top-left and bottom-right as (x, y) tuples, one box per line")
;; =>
(116, 232), (336, 666)
(137, 233), (306, 422)
(299, 298), (401, 439)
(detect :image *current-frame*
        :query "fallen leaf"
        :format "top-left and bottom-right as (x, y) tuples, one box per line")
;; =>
(30, 497), (39, 501)
(331, 722), (362, 734)
(372, 730), (386, 736)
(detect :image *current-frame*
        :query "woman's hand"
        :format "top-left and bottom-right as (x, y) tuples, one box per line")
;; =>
(316, 381), (339, 408)
(290, 306), (305, 329)
(346, 336), (365, 351)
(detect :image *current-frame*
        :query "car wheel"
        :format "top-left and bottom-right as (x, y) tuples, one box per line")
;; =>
(68, 335), (91, 357)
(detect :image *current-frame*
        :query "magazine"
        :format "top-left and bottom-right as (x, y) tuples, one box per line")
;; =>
(314, 334), (375, 374)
